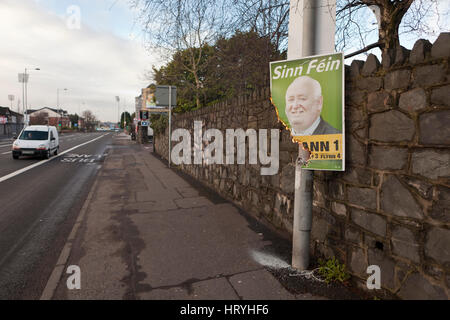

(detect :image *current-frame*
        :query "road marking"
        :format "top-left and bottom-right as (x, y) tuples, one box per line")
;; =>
(0, 133), (110, 184)
(2, 151), (11, 155)
(0, 144), (11, 148)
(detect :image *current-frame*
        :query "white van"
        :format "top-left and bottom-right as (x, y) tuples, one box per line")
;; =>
(12, 125), (59, 160)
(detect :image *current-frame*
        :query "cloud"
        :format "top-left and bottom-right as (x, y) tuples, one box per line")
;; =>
(0, 0), (159, 122)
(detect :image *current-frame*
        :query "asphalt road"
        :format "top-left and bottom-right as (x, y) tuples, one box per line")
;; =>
(0, 131), (114, 299)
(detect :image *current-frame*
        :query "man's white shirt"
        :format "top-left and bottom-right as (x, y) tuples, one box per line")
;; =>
(290, 116), (321, 136)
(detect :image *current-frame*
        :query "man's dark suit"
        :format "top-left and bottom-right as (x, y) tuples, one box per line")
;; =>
(312, 117), (341, 135)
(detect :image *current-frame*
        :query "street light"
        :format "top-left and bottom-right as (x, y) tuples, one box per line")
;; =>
(57, 88), (68, 109)
(56, 88), (68, 129)
(8, 95), (14, 111)
(115, 96), (120, 129)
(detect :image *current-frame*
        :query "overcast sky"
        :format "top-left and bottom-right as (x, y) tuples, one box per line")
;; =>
(1, 1), (448, 123)
(0, 0), (160, 122)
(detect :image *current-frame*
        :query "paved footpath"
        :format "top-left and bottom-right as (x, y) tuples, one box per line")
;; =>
(48, 133), (325, 300)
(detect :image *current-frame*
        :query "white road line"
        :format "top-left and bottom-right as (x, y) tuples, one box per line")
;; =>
(0, 144), (12, 148)
(2, 151), (11, 155)
(0, 133), (110, 184)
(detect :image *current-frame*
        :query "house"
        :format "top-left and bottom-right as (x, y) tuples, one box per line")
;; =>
(0, 106), (24, 136)
(28, 107), (71, 128)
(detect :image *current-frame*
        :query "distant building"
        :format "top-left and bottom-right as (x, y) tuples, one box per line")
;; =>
(0, 106), (24, 136)
(28, 107), (71, 128)
(0, 106), (24, 124)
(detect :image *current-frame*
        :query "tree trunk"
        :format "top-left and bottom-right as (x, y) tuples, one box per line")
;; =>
(374, 0), (413, 57)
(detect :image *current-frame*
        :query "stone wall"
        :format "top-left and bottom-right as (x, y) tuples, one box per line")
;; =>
(154, 34), (450, 299)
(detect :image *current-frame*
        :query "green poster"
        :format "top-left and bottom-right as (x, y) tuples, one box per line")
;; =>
(270, 52), (345, 171)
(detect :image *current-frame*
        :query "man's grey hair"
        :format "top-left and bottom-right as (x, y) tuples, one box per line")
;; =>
(286, 76), (322, 99)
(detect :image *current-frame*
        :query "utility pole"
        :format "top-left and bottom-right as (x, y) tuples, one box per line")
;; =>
(116, 96), (120, 129)
(289, 0), (336, 270)
(8, 95), (14, 111)
(57, 88), (68, 129)
(168, 86), (172, 168)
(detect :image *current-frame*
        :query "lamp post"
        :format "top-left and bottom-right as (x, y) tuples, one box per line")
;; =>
(57, 88), (68, 129)
(57, 88), (68, 109)
(115, 96), (120, 129)
(8, 95), (14, 111)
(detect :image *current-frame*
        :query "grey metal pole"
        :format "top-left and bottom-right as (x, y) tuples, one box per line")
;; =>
(22, 77), (25, 124)
(290, 0), (317, 270)
(168, 86), (172, 168)
(24, 68), (28, 126)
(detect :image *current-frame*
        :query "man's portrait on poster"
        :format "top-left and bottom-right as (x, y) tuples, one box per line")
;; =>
(285, 75), (340, 136)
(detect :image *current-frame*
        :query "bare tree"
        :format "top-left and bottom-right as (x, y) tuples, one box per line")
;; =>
(131, 0), (232, 109)
(30, 112), (48, 125)
(336, 0), (449, 57)
(82, 110), (97, 132)
(229, 0), (448, 56)
(230, 0), (290, 51)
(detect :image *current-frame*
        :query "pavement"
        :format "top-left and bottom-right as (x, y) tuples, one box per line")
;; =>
(48, 133), (326, 300)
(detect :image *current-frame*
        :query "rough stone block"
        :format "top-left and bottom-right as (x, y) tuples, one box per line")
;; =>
(311, 215), (331, 242)
(347, 89), (365, 107)
(400, 176), (433, 199)
(411, 150), (450, 180)
(397, 273), (447, 300)
(342, 166), (372, 186)
(382, 49), (395, 69)
(348, 186), (377, 210)
(313, 181), (327, 208)
(413, 64), (446, 87)
(409, 39), (432, 64)
(369, 146), (408, 170)
(331, 201), (347, 217)
(280, 164), (295, 194)
(367, 90), (392, 112)
(431, 32), (450, 59)
(361, 54), (380, 76)
(345, 227), (361, 244)
(380, 175), (423, 219)
(349, 247), (367, 277)
(356, 77), (383, 92)
(351, 209), (386, 237)
(425, 227), (450, 265)
(399, 88), (427, 113)
(391, 225), (420, 263)
(419, 110), (450, 145)
(350, 60), (364, 78)
(346, 135), (366, 165)
(431, 85), (450, 107)
(384, 70), (411, 91)
(394, 46), (410, 66)
(369, 110), (415, 142)
(329, 181), (344, 201)
(430, 185), (450, 223)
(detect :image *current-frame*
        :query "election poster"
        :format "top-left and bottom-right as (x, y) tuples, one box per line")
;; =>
(270, 52), (345, 171)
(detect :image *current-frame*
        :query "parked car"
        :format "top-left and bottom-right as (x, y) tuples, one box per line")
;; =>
(12, 125), (59, 159)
